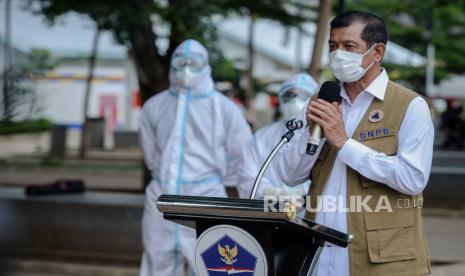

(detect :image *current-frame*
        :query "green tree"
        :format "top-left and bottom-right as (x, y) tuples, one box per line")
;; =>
(1, 48), (55, 121)
(344, 0), (465, 93)
(215, 0), (316, 104)
(31, 0), (315, 104)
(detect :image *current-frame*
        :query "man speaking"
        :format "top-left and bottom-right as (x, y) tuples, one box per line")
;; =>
(274, 11), (434, 275)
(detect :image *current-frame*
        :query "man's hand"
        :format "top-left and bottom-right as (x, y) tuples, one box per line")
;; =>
(307, 99), (349, 149)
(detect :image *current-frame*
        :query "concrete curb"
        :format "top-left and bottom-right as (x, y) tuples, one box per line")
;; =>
(423, 208), (465, 218)
(0, 259), (139, 276)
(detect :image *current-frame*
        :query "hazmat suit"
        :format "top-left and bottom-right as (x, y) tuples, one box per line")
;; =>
(237, 73), (317, 199)
(139, 39), (253, 276)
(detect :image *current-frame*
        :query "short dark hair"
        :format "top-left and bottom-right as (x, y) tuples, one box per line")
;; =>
(330, 11), (388, 47)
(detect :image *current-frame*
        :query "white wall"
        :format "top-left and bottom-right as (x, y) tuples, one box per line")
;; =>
(35, 62), (133, 129)
(218, 36), (293, 83)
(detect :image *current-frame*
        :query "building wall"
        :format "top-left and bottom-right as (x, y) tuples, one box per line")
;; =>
(35, 59), (139, 130)
(218, 36), (293, 83)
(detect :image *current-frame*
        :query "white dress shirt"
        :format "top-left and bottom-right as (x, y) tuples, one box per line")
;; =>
(274, 69), (434, 276)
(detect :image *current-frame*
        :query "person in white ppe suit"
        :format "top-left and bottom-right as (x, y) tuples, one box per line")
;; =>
(139, 39), (253, 276)
(237, 73), (318, 199)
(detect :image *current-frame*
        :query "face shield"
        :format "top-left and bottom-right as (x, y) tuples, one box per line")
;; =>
(280, 88), (312, 104)
(279, 88), (311, 120)
(171, 52), (207, 88)
(171, 52), (206, 73)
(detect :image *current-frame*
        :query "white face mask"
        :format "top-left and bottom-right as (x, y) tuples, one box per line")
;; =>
(329, 46), (375, 83)
(280, 98), (306, 120)
(174, 67), (202, 88)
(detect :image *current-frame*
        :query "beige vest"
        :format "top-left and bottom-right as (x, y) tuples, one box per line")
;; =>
(306, 81), (431, 276)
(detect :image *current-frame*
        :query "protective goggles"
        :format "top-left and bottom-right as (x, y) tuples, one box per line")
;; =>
(171, 53), (206, 72)
(280, 88), (311, 104)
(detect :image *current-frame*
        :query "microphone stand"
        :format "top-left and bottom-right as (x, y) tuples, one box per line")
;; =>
(249, 119), (303, 199)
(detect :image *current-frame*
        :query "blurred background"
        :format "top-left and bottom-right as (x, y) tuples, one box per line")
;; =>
(0, 0), (464, 275)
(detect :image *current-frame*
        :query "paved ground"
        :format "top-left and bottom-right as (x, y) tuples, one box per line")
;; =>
(2, 260), (464, 276)
(432, 263), (465, 276)
(0, 130), (143, 159)
(0, 132), (50, 158)
(2, 257), (464, 276)
(1, 259), (139, 276)
(1, 214), (464, 276)
(0, 132), (144, 191)
(424, 215), (465, 263)
(0, 162), (143, 191)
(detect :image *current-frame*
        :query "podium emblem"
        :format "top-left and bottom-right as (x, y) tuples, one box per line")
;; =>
(201, 234), (256, 274)
(195, 225), (267, 276)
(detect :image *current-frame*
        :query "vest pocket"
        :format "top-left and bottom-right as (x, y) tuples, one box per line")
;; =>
(360, 135), (398, 156)
(364, 211), (417, 263)
(359, 174), (378, 188)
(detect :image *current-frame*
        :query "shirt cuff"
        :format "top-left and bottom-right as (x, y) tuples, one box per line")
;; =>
(339, 138), (372, 169)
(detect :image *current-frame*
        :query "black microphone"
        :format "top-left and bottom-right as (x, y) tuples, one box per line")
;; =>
(306, 81), (341, 155)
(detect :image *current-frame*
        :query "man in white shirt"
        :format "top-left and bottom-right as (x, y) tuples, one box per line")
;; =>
(274, 11), (434, 276)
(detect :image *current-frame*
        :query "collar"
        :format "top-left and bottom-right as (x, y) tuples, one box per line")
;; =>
(341, 68), (389, 103)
